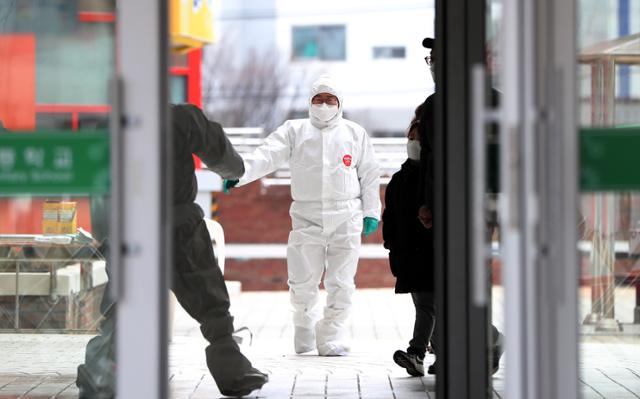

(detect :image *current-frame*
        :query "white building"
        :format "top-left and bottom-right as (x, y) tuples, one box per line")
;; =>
(206, 0), (435, 136)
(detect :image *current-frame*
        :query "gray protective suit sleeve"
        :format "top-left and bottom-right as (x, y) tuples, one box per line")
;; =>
(178, 104), (245, 180)
(357, 131), (382, 220)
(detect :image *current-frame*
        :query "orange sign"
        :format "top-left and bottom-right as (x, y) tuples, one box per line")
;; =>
(0, 34), (36, 130)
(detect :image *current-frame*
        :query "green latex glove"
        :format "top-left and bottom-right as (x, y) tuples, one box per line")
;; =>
(223, 179), (239, 194)
(363, 217), (379, 237)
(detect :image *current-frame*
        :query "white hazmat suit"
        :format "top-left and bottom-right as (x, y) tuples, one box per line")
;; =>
(238, 75), (381, 356)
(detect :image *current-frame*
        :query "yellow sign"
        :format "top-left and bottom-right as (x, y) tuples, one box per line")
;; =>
(170, 0), (215, 54)
(43, 201), (77, 235)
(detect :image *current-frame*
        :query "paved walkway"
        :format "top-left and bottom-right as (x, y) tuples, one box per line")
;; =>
(170, 289), (441, 398)
(1, 288), (639, 398)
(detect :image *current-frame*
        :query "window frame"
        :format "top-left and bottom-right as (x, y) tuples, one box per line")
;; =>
(372, 46), (407, 59)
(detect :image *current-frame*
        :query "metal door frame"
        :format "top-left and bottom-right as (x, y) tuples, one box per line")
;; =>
(501, 0), (579, 398)
(533, 0), (580, 397)
(434, 0), (490, 397)
(115, 1), (170, 397)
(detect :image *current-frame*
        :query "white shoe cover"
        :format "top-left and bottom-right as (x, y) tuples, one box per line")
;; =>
(294, 327), (316, 354)
(317, 341), (350, 357)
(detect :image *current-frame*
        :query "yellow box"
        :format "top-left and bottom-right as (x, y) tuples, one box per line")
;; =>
(42, 201), (60, 235)
(42, 201), (77, 235)
(57, 201), (77, 234)
(170, 0), (215, 54)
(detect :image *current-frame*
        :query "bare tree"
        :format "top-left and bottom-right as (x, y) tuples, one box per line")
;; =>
(202, 37), (313, 133)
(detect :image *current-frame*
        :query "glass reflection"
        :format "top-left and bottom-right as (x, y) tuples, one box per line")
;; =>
(578, 1), (640, 396)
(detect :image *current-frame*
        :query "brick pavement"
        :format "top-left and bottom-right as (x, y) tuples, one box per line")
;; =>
(1, 288), (639, 398)
(170, 289), (441, 398)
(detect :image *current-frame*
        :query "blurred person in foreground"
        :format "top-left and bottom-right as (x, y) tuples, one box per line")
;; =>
(224, 75), (381, 356)
(76, 104), (268, 398)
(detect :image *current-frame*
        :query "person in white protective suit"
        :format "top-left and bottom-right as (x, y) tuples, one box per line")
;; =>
(224, 75), (381, 356)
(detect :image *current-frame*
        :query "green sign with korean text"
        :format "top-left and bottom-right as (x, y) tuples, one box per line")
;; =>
(580, 126), (640, 191)
(0, 130), (110, 195)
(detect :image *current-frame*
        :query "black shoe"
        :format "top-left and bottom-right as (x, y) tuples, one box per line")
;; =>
(219, 367), (269, 397)
(491, 339), (504, 375)
(393, 350), (425, 377)
(427, 361), (436, 375)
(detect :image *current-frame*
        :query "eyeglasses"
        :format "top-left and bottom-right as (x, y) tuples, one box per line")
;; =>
(424, 56), (434, 66)
(311, 95), (339, 105)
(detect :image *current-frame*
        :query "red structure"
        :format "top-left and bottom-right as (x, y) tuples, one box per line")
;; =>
(0, 35), (36, 130)
(0, 12), (203, 235)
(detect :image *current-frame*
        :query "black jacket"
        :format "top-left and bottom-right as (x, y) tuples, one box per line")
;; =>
(417, 94), (434, 209)
(417, 88), (500, 206)
(172, 104), (244, 222)
(382, 159), (434, 293)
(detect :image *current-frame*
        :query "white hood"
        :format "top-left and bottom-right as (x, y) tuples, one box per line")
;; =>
(308, 74), (344, 129)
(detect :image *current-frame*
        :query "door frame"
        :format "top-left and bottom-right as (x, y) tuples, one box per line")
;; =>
(434, 0), (490, 397)
(528, 0), (580, 397)
(500, 0), (579, 397)
(115, 1), (170, 397)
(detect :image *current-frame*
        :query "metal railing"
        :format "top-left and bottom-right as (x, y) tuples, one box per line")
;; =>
(225, 128), (408, 188)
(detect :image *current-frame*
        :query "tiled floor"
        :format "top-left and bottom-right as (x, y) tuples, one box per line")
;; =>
(1, 288), (639, 398)
(170, 289), (441, 398)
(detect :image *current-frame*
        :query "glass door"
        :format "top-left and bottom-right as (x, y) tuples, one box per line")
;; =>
(577, 1), (640, 397)
(446, 0), (640, 397)
(0, 0), (168, 397)
(488, 0), (640, 397)
(0, 1), (117, 396)
(468, 0), (580, 397)
(492, 0), (581, 397)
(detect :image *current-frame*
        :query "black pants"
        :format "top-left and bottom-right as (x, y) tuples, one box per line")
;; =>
(78, 203), (251, 395)
(172, 209), (234, 342)
(407, 291), (503, 359)
(407, 291), (436, 359)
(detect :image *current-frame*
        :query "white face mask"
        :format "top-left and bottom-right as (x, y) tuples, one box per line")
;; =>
(407, 139), (421, 160)
(430, 64), (436, 82)
(310, 103), (338, 122)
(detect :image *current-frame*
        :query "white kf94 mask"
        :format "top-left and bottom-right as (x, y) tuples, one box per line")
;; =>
(310, 104), (338, 122)
(407, 140), (421, 160)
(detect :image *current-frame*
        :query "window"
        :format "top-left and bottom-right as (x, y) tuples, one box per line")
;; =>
(170, 76), (187, 104)
(373, 46), (406, 59)
(292, 25), (346, 61)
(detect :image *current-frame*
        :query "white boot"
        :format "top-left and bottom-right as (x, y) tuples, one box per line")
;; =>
(294, 327), (316, 354)
(317, 341), (350, 357)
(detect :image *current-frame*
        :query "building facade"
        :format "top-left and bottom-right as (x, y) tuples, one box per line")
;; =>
(206, 0), (435, 136)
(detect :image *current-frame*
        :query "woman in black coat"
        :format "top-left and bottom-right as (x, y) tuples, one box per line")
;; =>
(382, 115), (436, 377)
